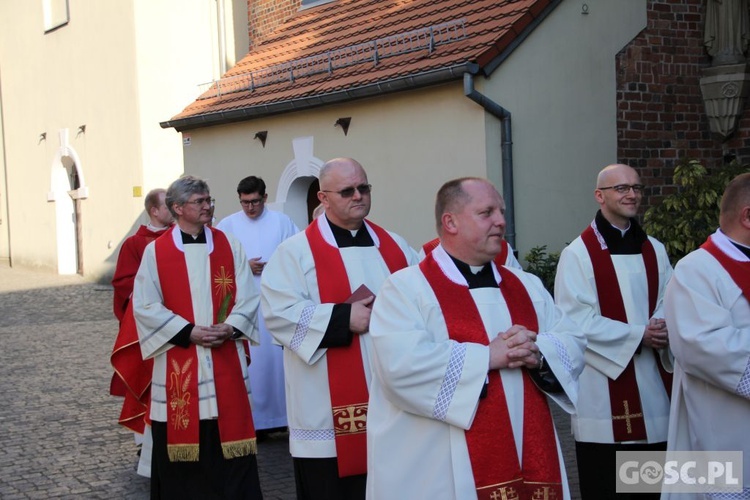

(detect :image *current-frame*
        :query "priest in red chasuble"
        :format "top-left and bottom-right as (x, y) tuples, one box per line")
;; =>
(132, 175), (262, 499)
(367, 177), (585, 499)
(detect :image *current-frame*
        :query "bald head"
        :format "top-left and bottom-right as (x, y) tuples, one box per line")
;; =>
(319, 158), (365, 189)
(317, 157), (371, 230)
(719, 173), (750, 243)
(596, 164), (639, 189)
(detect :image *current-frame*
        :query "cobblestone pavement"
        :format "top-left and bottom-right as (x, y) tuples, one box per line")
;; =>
(0, 263), (579, 499)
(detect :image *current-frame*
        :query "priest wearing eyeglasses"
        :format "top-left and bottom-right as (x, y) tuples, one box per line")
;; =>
(260, 158), (418, 499)
(132, 175), (263, 499)
(554, 163), (674, 499)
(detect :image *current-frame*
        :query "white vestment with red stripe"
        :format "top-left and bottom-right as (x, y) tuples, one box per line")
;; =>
(366, 245), (586, 499)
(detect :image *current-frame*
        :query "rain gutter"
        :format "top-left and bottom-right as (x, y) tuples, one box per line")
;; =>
(160, 63), (476, 132)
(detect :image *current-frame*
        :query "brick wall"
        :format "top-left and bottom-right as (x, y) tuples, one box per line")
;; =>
(616, 0), (750, 210)
(247, 0), (301, 49)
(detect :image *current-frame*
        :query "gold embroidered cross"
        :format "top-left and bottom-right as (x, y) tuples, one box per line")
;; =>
(213, 265), (234, 297)
(490, 487), (519, 500)
(532, 486), (558, 500)
(612, 400), (643, 434)
(333, 405), (367, 434)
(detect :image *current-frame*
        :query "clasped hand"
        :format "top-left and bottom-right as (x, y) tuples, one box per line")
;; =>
(488, 324), (540, 370)
(190, 323), (234, 348)
(642, 317), (669, 350)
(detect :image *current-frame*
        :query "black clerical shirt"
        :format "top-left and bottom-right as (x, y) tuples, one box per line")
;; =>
(320, 218), (376, 348)
(594, 210), (647, 255)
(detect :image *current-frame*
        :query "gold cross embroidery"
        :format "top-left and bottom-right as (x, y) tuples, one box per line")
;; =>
(532, 486), (558, 500)
(490, 487), (519, 500)
(332, 404), (367, 434)
(612, 400), (643, 434)
(213, 265), (234, 297)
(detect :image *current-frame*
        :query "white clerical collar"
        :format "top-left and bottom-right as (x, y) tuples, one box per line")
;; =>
(611, 221), (631, 237)
(432, 244), (501, 286)
(712, 229), (750, 262)
(170, 225), (214, 254)
(316, 216), (381, 248)
(147, 223), (168, 232)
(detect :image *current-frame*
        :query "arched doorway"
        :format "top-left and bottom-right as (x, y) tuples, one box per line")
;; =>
(47, 129), (88, 275)
(270, 136), (324, 229)
(306, 179), (320, 223)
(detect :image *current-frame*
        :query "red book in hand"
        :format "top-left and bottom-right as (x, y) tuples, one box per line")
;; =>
(345, 284), (375, 307)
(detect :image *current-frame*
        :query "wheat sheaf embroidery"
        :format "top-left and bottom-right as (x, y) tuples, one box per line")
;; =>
(169, 358), (193, 430)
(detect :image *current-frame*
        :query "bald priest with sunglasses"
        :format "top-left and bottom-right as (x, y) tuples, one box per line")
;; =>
(260, 158), (418, 499)
(554, 163), (674, 499)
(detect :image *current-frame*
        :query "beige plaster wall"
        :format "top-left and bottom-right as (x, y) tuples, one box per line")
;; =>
(480, 0), (647, 257)
(0, 86), (8, 264)
(0, 1), (142, 274)
(0, 0), (248, 279)
(182, 83), (488, 249)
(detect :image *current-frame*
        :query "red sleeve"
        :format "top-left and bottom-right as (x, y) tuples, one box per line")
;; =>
(111, 237), (142, 322)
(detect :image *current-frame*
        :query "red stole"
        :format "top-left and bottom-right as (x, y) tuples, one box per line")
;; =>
(701, 237), (750, 302)
(305, 218), (408, 477)
(420, 254), (562, 500)
(155, 227), (256, 461)
(422, 237), (510, 267)
(581, 224), (669, 442)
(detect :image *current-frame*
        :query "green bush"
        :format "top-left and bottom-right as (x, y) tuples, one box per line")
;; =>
(643, 158), (750, 265)
(524, 245), (560, 295)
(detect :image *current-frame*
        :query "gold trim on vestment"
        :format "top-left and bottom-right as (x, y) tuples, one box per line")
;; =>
(222, 438), (258, 459)
(167, 443), (200, 462)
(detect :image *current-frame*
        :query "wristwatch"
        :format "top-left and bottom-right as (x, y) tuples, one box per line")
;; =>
(230, 327), (243, 340)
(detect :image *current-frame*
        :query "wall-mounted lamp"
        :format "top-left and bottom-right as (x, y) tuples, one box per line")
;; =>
(77, 124), (86, 136)
(581, 3), (589, 14)
(254, 130), (268, 147)
(39, 132), (47, 143)
(335, 117), (351, 136)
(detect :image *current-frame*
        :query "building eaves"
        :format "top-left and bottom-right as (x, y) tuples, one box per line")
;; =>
(161, 0), (558, 131)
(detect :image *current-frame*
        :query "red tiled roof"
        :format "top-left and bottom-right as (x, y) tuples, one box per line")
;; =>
(163, 0), (557, 130)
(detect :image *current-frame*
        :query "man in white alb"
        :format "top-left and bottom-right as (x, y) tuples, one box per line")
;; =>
(217, 175), (299, 435)
(261, 158), (418, 499)
(367, 177), (585, 499)
(555, 163), (673, 499)
(662, 172), (750, 500)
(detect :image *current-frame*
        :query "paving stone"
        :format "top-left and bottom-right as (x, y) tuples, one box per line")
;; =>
(0, 263), (581, 499)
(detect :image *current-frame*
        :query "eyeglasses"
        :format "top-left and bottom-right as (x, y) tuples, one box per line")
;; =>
(598, 184), (645, 194)
(240, 198), (264, 207)
(184, 196), (215, 207)
(321, 184), (372, 198)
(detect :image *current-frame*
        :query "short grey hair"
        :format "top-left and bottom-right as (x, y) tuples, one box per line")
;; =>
(166, 175), (210, 218)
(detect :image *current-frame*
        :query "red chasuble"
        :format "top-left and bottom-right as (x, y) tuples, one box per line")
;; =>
(423, 237), (510, 267)
(702, 237), (750, 302)
(154, 227), (256, 462)
(420, 254), (562, 500)
(110, 301), (153, 433)
(305, 218), (408, 477)
(581, 224), (670, 442)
